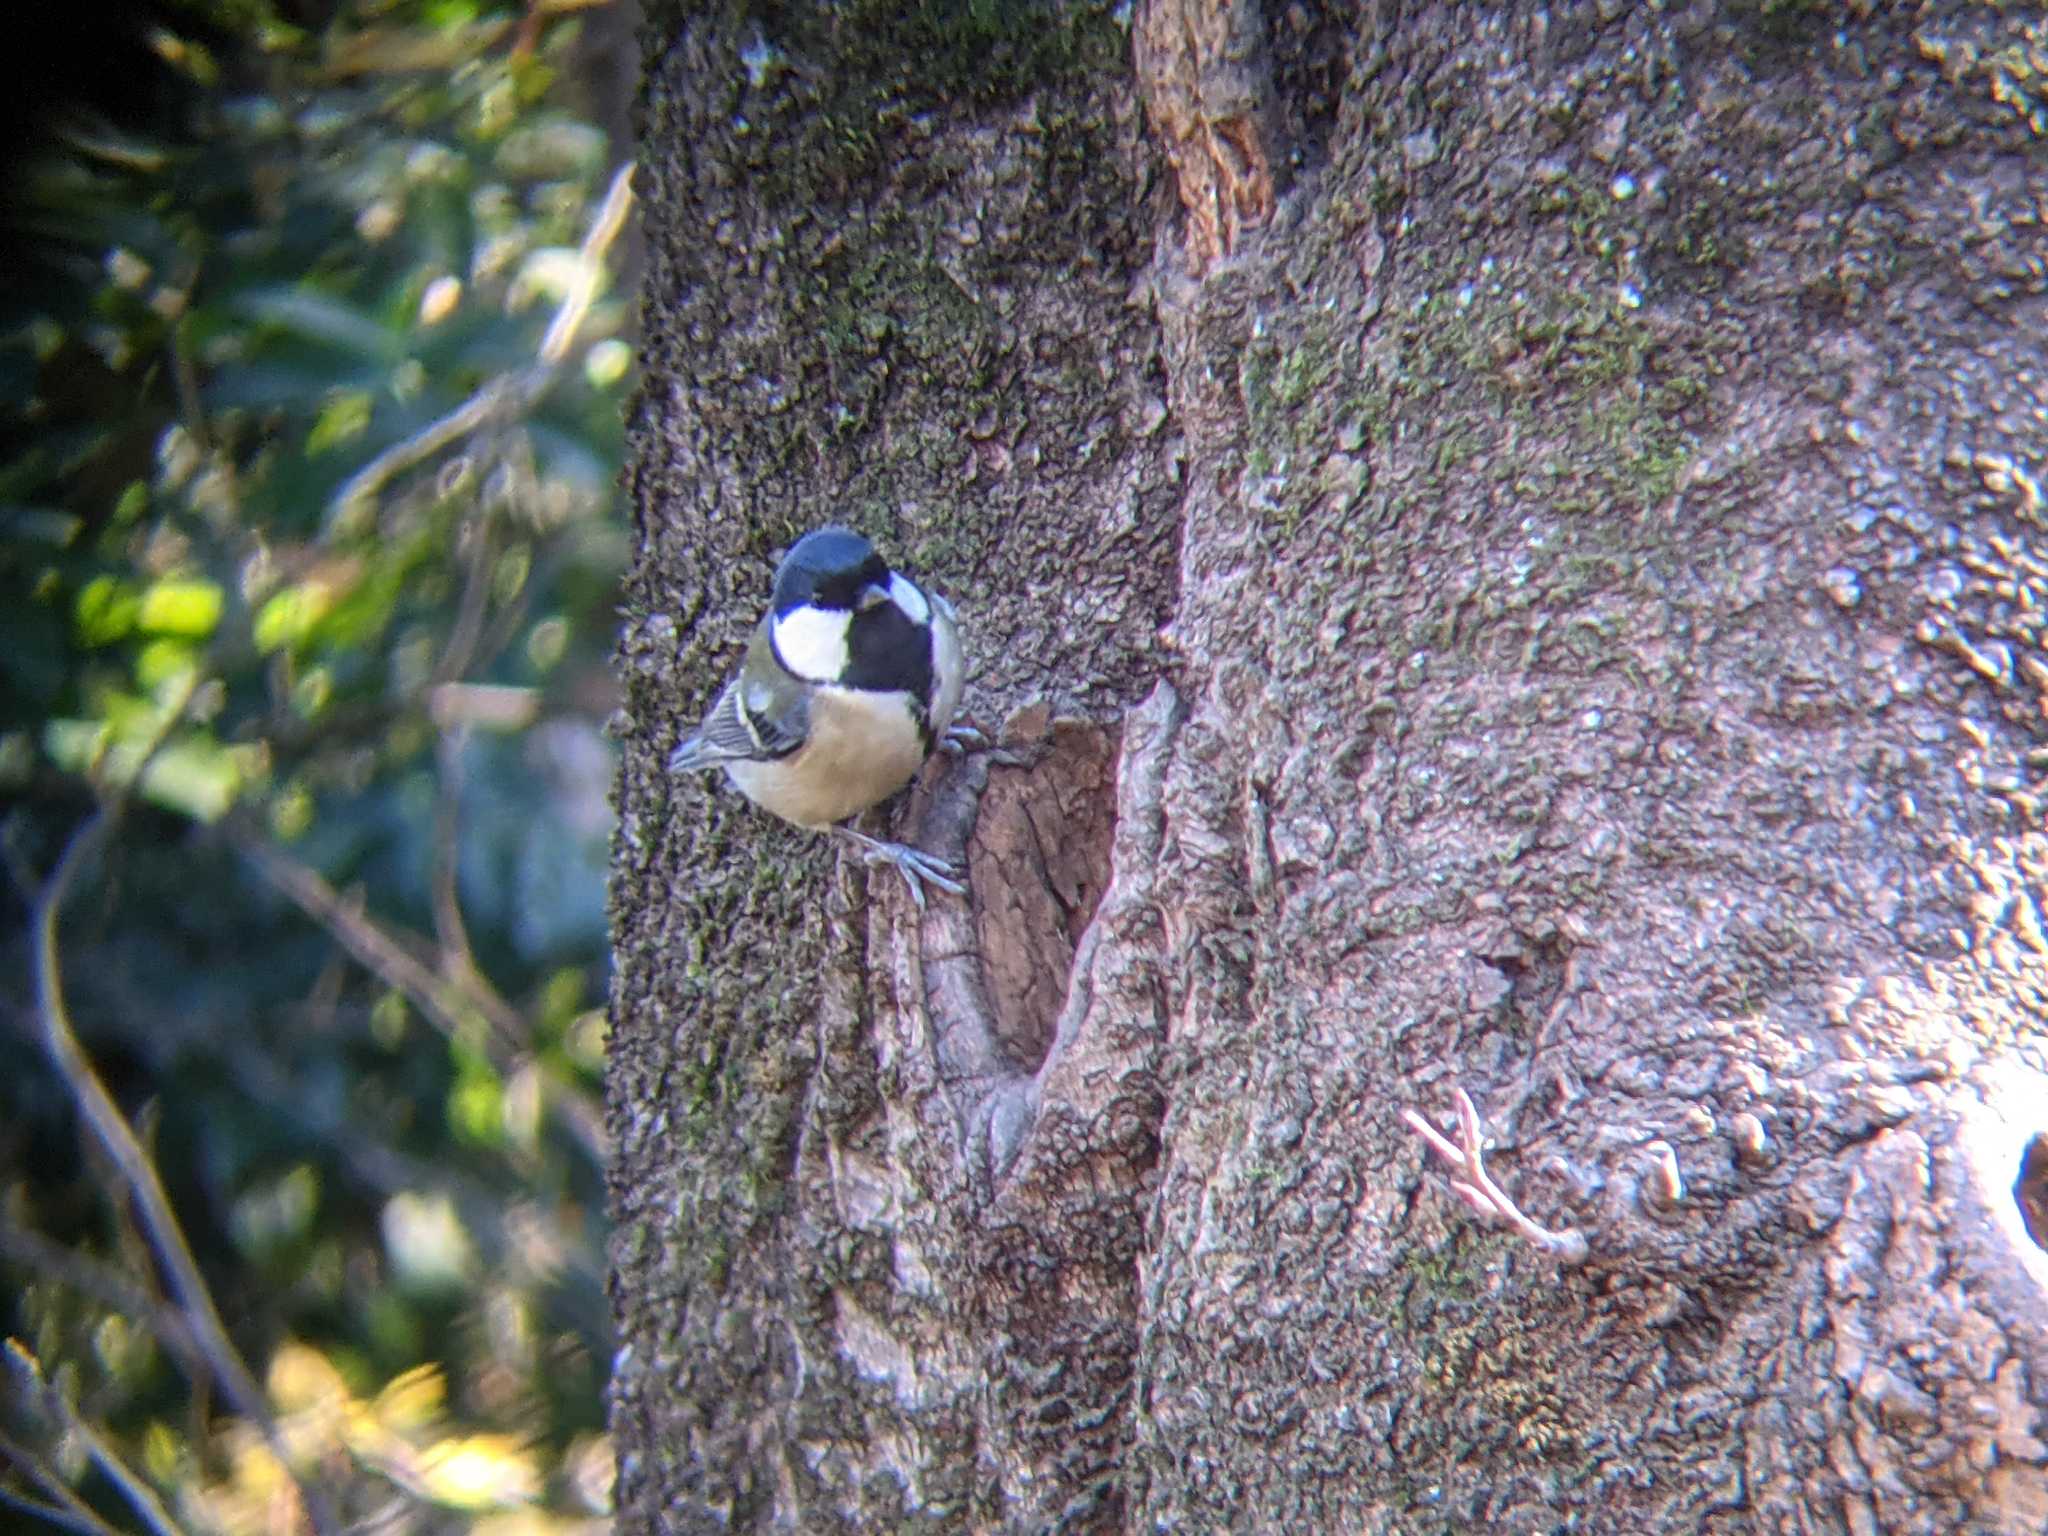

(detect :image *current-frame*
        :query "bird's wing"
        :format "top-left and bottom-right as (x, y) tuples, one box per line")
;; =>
(669, 624), (811, 771)
(925, 586), (965, 739)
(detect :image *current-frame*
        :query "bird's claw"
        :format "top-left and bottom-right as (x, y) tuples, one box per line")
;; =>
(835, 829), (965, 909)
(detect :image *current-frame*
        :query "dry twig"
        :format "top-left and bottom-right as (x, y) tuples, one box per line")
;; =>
(1403, 1086), (1590, 1266)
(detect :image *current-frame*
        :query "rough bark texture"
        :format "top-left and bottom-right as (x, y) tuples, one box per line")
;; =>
(610, 2), (2048, 1532)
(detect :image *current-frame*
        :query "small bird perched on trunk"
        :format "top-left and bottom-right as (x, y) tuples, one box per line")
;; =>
(668, 526), (969, 906)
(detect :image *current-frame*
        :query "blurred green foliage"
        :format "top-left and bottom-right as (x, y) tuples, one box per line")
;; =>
(2, 1), (630, 1531)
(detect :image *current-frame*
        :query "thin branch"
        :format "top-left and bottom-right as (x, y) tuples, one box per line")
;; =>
(329, 159), (635, 527)
(0, 1434), (122, 1536)
(0, 1483), (125, 1536)
(508, 0), (615, 63)
(0, 1219), (204, 1376)
(424, 515), (499, 1003)
(17, 824), (331, 1534)
(234, 830), (525, 1051)
(538, 160), (635, 365)
(463, 531), (576, 681)
(232, 831), (610, 1166)
(428, 726), (488, 1016)
(326, 375), (517, 532)
(431, 512), (497, 690)
(5, 1342), (187, 1536)
(1402, 1086), (1590, 1266)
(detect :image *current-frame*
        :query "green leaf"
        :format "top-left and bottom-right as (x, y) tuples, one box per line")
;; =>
(307, 390), (375, 455)
(381, 1192), (476, 1294)
(315, 560), (408, 650)
(421, 0), (479, 31)
(234, 286), (401, 364)
(230, 1163), (321, 1259)
(254, 583), (336, 652)
(40, 720), (247, 821)
(43, 717), (111, 775)
(583, 337), (631, 389)
(75, 574), (141, 645)
(448, 1073), (504, 1147)
(135, 637), (201, 691)
(137, 576), (224, 636)
(136, 738), (248, 821)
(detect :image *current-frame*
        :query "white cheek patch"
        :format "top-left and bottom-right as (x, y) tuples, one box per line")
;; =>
(772, 604), (852, 682)
(888, 573), (931, 625)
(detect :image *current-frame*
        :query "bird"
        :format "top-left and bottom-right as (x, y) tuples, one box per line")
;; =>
(668, 526), (970, 906)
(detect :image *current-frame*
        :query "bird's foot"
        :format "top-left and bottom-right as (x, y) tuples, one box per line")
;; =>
(940, 723), (1031, 768)
(834, 828), (966, 910)
(940, 723), (988, 756)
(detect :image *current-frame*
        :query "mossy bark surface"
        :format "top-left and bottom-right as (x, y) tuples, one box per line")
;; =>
(611, 3), (2048, 1530)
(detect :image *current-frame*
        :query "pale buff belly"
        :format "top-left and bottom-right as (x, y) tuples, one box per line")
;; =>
(723, 686), (928, 828)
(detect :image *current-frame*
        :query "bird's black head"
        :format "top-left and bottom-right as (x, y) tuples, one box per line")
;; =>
(772, 527), (890, 615)
(764, 525), (935, 702)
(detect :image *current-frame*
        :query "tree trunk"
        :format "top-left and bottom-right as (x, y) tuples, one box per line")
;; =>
(608, 2), (2048, 1531)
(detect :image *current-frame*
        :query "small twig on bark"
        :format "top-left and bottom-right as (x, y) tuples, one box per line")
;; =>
(1403, 1086), (1590, 1266)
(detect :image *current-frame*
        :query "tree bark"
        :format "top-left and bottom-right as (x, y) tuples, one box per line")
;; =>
(609, 2), (2048, 1531)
